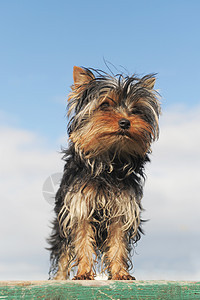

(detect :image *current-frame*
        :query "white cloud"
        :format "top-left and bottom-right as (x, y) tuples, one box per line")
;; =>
(0, 125), (64, 280)
(0, 105), (200, 280)
(143, 105), (200, 232)
(134, 105), (200, 280)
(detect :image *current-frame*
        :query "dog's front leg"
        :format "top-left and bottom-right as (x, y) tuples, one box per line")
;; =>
(73, 220), (96, 280)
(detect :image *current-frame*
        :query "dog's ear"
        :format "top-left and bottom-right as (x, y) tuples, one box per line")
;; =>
(73, 66), (94, 87)
(143, 77), (156, 89)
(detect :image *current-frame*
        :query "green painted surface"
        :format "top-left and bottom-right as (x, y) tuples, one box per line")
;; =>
(0, 280), (199, 300)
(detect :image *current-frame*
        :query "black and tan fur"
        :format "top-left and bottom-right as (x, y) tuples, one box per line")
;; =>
(48, 66), (161, 280)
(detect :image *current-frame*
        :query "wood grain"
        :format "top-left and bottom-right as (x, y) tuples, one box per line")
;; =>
(0, 280), (199, 299)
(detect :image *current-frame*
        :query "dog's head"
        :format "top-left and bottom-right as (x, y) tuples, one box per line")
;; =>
(68, 66), (161, 160)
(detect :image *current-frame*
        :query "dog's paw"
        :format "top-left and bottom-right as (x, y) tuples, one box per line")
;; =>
(111, 273), (136, 280)
(73, 273), (94, 280)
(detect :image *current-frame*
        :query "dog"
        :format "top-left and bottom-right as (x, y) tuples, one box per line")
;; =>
(48, 66), (161, 280)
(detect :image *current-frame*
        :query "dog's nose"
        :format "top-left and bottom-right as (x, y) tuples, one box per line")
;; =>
(118, 118), (130, 130)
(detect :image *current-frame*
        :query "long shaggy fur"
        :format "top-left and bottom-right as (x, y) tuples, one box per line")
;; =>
(48, 66), (161, 280)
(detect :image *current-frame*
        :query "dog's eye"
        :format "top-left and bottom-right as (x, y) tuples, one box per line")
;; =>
(100, 102), (110, 110)
(132, 108), (142, 115)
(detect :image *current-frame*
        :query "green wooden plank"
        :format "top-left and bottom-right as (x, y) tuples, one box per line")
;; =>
(0, 280), (199, 300)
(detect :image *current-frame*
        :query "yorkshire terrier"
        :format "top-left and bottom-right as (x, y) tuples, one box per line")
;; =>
(48, 66), (161, 280)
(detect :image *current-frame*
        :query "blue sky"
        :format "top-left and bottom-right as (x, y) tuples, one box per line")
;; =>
(0, 1), (200, 280)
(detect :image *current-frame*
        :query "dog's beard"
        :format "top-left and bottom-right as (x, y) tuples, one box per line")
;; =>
(71, 129), (152, 160)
